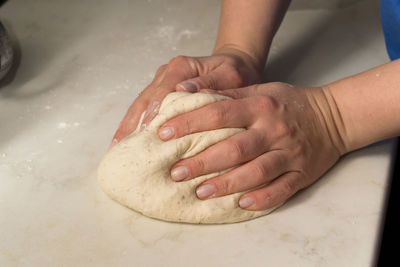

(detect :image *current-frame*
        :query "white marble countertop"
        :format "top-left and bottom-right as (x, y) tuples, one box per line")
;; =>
(0, 0), (396, 266)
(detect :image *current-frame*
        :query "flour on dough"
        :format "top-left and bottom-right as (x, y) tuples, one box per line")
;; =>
(98, 92), (277, 224)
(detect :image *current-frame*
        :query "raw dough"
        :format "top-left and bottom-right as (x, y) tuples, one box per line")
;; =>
(98, 92), (277, 224)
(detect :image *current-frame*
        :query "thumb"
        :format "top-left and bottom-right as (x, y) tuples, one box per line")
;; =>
(176, 74), (217, 93)
(213, 84), (258, 99)
(176, 67), (244, 92)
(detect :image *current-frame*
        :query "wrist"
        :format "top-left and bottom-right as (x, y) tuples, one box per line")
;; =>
(213, 44), (265, 77)
(305, 86), (349, 156)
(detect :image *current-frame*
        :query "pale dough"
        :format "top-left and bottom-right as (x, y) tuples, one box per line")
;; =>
(98, 92), (277, 224)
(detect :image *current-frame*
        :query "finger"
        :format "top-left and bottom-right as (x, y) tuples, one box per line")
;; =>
(109, 97), (149, 149)
(176, 66), (245, 92)
(158, 98), (254, 141)
(198, 89), (218, 94)
(109, 65), (170, 146)
(110, 56), (200, 145)
(214, 84), (259, 99)
(194, 151), (287, 199)
(170, 129), (267, 182)
(139, 56), (201, 130)
(139, 98), (163, 131)
(238, 171), (302, 211)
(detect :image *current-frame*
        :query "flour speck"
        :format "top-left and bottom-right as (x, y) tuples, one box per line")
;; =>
(57, 122), (68, 129)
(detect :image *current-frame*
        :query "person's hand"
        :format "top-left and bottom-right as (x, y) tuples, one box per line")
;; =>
(110, 46), (262, 148)
(157, 82), (347, 210)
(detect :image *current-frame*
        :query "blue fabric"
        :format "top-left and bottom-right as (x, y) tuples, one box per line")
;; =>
(381, 0), (400, 60)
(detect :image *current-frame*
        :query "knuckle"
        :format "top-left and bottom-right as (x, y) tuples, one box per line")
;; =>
(273, 122), (293, 139)
(215, 176), (236, 195)
(183, 116), (195, 134)
(215, 178), (229, 195)
(277, 122), (290, 137)
(255, 96), (277, 112)
(168, 55), (188, 68)
(281, 179), (296, 196)
(191, 156), (206, 174)
(208, 104), (227, 126)
(228, 140), (246, 161)
(252, 162), (268, 179)
(260, 190), (273, 204)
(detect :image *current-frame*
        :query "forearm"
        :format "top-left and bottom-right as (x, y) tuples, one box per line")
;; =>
(317, 59), (400, 154)
(213, 0), (291, 73)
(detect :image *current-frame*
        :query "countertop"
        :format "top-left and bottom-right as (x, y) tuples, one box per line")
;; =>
(0, 0), (396, 266)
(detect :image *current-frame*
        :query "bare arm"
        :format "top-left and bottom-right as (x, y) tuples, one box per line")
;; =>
(214, 0), (291, 73)
(111, 0), (291, 146)
(314, 59), (400, 155)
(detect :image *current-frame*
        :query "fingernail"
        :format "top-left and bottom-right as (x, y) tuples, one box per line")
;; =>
(177, 81), (198, 93)
(108, 139), (118, 150)
(150, 100), (161, 114)
(139, 123), (147, 132)
(171, 166), (189, 181)
(239, 197), (255, 209)
(196, 184), (216, 199)
(159, 126), (175, 140)
(144, 100), (161, 120)
(141, 110), (148, 120)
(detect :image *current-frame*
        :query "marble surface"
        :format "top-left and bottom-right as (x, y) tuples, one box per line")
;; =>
(0, 0), (396, 266)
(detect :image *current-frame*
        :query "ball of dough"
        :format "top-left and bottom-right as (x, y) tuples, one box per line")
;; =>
(98, 92), (277, 224)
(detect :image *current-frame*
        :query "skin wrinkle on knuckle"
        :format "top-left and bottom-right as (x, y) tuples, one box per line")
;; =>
(229, 140), (246, 162)
(214, 176), (232, 196)
(190, 156), (206, 176)
(188, 57), (200, 73)
(252, 161), (268, 181)
(280, 179), (296, 197)
(183, 116), (195, 136)
(168, 55), (199, 78)
(209, 103), (228, 127)
(259, 190), (273, 207)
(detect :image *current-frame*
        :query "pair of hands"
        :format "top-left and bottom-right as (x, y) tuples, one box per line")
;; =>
(111, 47), (342, 211)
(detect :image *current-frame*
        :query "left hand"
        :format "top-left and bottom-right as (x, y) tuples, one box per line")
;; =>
(157, 82), (345, 210)
(109, 47), (261, 149)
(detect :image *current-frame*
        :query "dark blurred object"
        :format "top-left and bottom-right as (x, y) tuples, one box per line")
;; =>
(0, 20), (13, 81)
(376, 138), (399, 266)
(0, 0), (8, 7)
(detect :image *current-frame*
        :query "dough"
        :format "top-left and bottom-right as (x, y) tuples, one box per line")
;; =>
(98, 92), (277, 224)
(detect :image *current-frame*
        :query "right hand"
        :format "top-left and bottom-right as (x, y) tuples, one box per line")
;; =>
(110, 46), (262, 148)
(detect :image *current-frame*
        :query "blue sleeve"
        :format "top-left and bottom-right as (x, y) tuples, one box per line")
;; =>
(381, 0), (400, 60)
